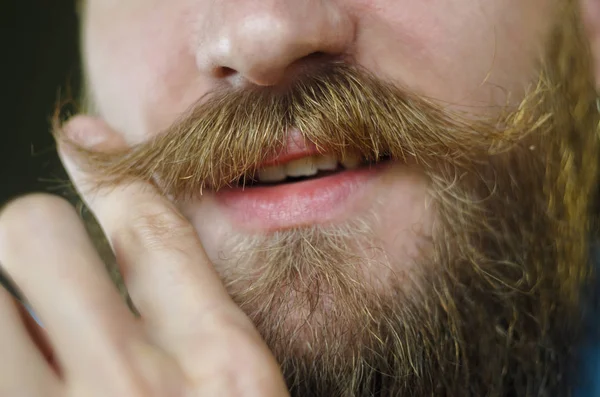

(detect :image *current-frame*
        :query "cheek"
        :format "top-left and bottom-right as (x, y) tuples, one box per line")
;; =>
(84, 2), (209, 142)
(180, 197), (237, 267)
(353, 0), (553, 109)
(370, 165), (434, 263)
(83, 0), (554, 143)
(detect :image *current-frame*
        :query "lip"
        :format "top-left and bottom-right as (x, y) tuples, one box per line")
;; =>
(259, 128), (320, 168)
(214, 163), (389, 231)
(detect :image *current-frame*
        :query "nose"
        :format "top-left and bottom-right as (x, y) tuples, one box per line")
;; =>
(196, 0), (355, 87)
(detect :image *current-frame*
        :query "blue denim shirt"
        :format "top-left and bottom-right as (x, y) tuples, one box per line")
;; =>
(575, 245), (600, 397)
(577, 314), (600, 392)
(578, 345), (600, 397)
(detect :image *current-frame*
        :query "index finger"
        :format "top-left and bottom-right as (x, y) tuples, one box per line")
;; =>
(57, 116), (257, 340)
(57, 116), (288, 396)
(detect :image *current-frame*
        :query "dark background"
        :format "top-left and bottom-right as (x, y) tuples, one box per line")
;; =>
(2, 0), (80, 205)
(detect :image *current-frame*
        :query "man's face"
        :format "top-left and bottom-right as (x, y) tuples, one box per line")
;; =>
(80, 0), (552, 283)
(76, 0), (599, 395)
(79, 0), (558, 265)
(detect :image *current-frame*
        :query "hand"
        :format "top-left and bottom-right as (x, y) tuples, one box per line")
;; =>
(0, 117), (289, 397)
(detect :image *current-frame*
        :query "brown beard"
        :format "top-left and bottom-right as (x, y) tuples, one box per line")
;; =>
(56, 1), (600, 395)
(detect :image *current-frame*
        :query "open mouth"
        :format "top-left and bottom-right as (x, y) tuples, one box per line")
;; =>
(214, 150), (392, 230)
(209, 130), (392, 230)
(237, 154), (392, 188)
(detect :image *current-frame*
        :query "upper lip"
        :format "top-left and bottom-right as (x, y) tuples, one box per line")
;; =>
(258, 129), (321, 168)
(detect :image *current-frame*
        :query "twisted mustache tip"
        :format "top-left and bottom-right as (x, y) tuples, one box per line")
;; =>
(52, 62), (554, 201)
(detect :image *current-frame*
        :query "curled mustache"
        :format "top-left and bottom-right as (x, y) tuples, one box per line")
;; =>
(55, 62), (551, 199)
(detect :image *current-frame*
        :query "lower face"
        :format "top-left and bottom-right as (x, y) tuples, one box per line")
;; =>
(81, 0), (554, 288)
(184, 157), (431, 271)
(80, 0), (597, 395)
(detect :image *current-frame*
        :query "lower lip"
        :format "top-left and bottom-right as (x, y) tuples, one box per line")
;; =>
(214, 165), (387, 231)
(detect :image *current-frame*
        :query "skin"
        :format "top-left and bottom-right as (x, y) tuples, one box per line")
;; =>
(0, 0), (599, 395)
(80, 0), (556, 296)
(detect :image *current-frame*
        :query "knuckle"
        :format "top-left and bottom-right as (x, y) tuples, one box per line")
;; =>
(120, 202), (197, 253)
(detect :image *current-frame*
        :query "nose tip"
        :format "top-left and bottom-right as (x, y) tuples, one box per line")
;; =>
(197, 2), (354, 87)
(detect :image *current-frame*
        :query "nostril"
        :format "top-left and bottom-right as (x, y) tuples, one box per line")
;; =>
(213, 66), (238, 79)
(211, 52), (341, 87)
(283, 51), (342, 78)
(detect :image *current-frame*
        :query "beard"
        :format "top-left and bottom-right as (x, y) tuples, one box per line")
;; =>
(58, 1), (600, 395)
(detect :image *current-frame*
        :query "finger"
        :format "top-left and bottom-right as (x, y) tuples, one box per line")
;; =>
(57, 117), (287, 392)
(0, 285), (62, 397)
(0, 194), (141, 385)
(0, 265), (56, 368)
(58, 116), (246, 334)
(18, 303), (57, 371)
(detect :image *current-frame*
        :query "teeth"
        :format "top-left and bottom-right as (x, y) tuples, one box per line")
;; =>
(257, 165), (287, 183)
(315, 155), (338, 171)
(340, 154), (361, 170)
(255, 154), (355, 183)
(285, 157), (319, 177)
